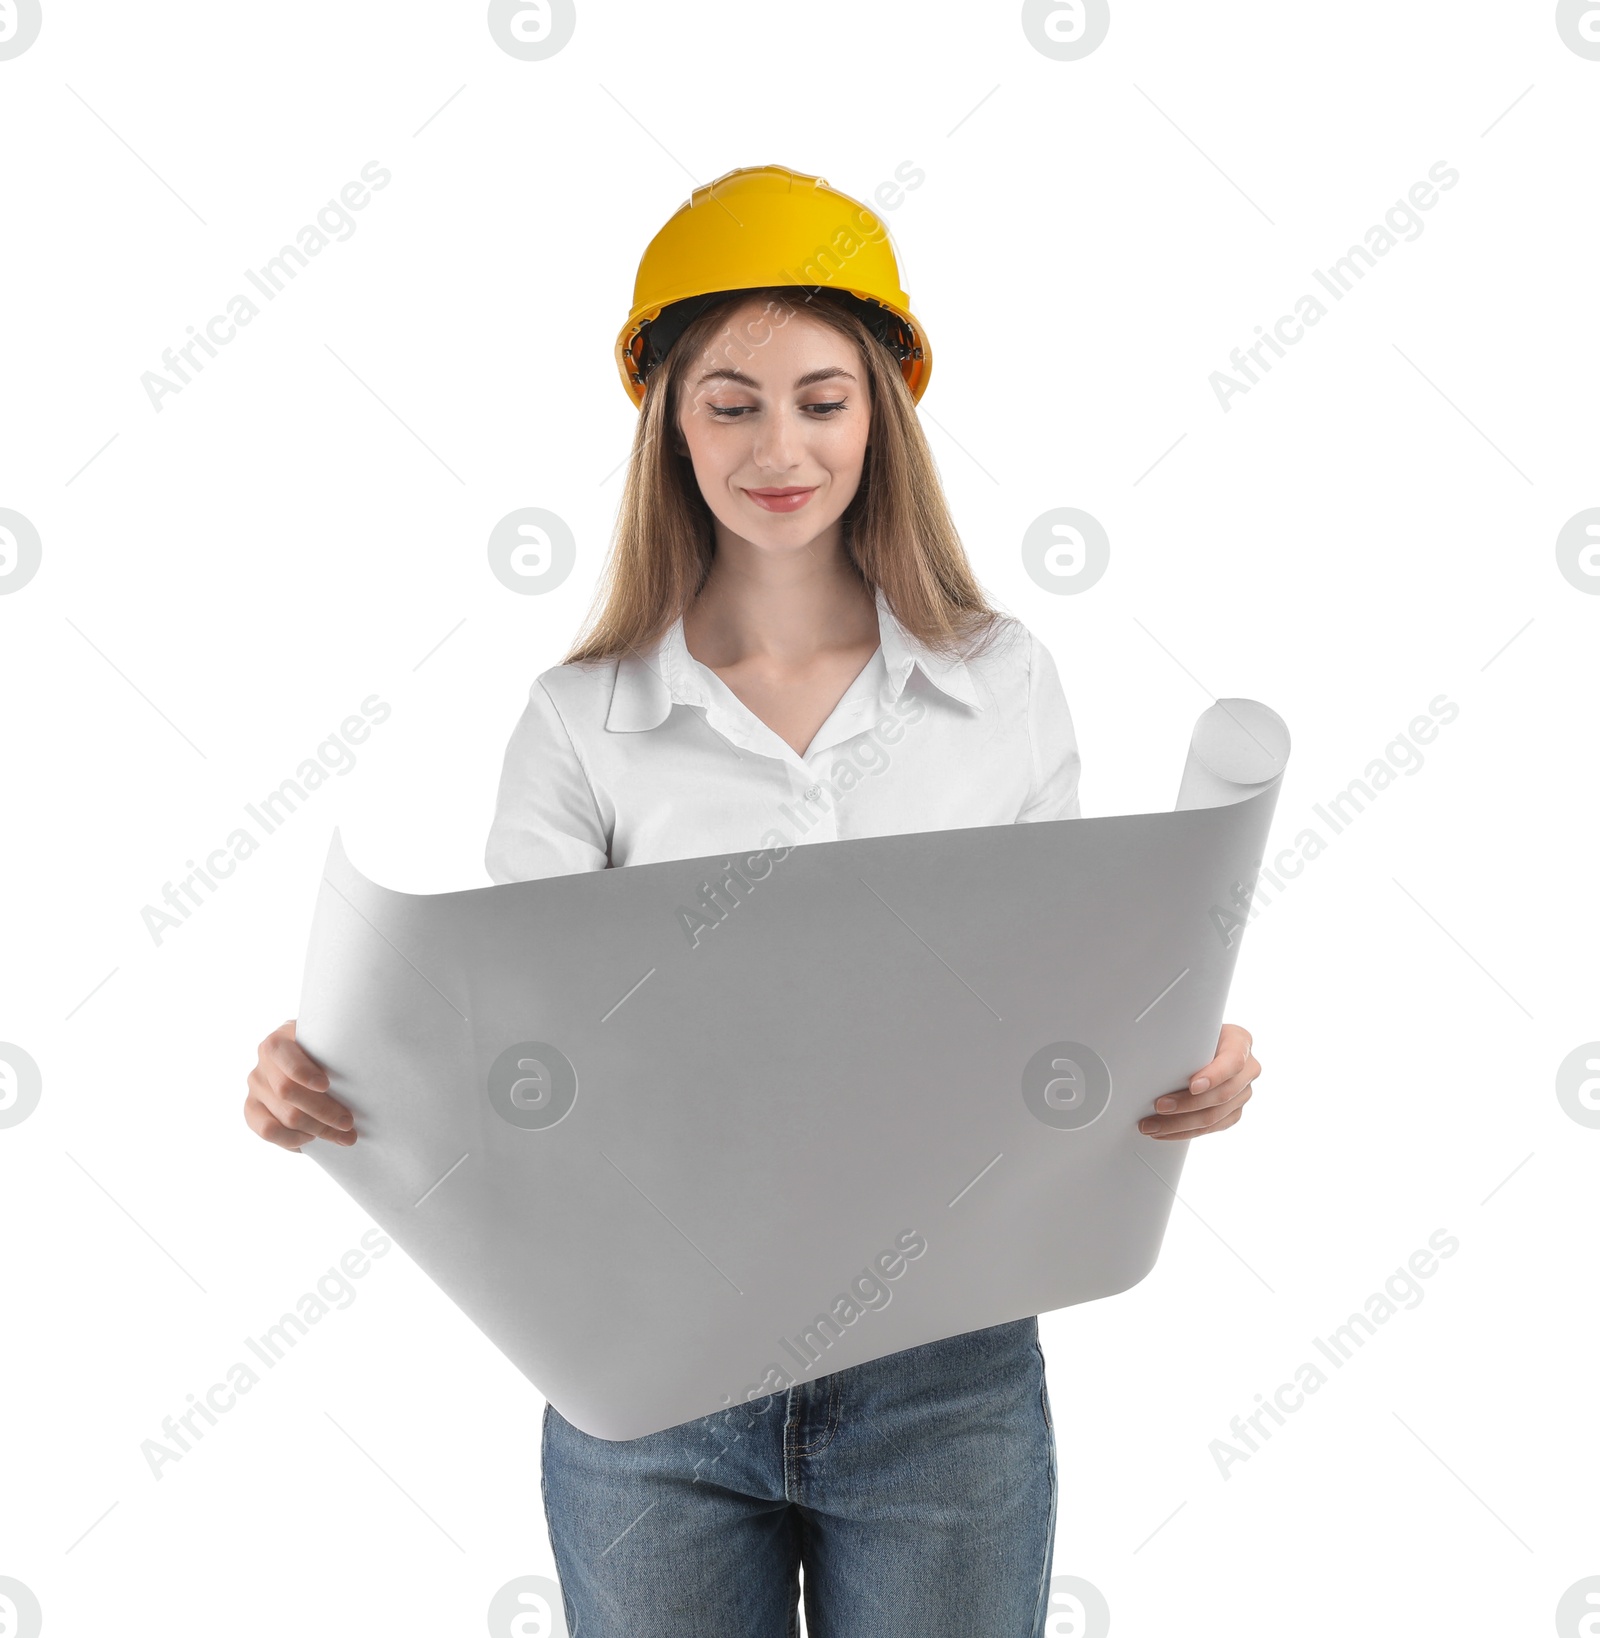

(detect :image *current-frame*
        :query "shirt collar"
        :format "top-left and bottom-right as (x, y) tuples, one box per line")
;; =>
(605, 584), (980, 732)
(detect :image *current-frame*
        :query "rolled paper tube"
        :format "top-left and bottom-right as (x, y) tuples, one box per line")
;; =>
(1176, 698), (1291, 812)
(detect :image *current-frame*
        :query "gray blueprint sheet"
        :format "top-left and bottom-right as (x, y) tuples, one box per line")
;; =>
(297, 699), (1288, 1440)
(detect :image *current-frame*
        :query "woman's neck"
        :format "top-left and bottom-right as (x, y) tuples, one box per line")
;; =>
(682, 532), (878, 671)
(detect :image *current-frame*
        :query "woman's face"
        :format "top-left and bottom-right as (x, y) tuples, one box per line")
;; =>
(675, 297), (870, 555)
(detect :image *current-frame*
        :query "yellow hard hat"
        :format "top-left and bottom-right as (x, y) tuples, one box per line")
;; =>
(616, 163), (931, 409)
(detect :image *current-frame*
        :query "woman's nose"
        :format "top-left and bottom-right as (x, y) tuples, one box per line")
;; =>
(751, 408), (803, 472)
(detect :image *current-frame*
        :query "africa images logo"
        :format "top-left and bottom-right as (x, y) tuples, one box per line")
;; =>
(0, 0), (42, 59)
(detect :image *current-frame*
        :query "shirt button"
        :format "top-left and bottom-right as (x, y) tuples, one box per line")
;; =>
(803, 783), (822, 802)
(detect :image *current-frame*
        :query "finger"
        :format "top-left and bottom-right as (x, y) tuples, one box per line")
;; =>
(244, 1092), (322, 1151)
(1141, 1084), (1252, 1137)
(1165, 1052), (1260, 1113)
(267, 1027), (338, 1097)
(1149, 1104), (1245, 1140)
(1216, 1021), (1253, 1056)
(264, 1036), (353, 1131)
(249, 1093), (355, 1146)
(1184, 1037), (1250, 1101)
(1193, 1022), (1252, 1082)
(276, 1090), (358, 1141)
(247, 1070), (357, 1145)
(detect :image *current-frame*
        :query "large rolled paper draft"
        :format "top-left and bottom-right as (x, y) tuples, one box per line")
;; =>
(297, 698), (1289, 1440)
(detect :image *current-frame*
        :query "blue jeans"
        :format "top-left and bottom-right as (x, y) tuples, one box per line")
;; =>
(541, 1316), (1057, 1636)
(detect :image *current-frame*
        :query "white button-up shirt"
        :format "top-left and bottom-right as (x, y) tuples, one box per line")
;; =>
(485, 586), (1081, 883)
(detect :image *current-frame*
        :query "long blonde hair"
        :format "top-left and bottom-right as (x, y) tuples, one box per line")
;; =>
(562, 286), (1004, 665)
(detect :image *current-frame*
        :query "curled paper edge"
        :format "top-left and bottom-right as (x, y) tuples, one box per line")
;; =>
(1176, 698), (1291, 811)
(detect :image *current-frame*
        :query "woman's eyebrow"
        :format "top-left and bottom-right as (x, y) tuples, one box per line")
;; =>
(694, 366), (858, 389)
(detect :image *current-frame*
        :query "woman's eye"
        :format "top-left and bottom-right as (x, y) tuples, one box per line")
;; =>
(705, 402), (847, 419)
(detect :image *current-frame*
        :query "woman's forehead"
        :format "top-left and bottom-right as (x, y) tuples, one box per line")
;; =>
(690, 304), (855, 378)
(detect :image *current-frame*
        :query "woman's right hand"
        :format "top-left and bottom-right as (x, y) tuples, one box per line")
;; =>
(244, 1019), (357, 1151)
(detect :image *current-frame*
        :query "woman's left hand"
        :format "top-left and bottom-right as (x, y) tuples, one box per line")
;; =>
(1139, 1022), (1259, 1140)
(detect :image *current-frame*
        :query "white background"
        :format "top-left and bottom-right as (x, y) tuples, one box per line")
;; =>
(2, 2), (1597, 1634)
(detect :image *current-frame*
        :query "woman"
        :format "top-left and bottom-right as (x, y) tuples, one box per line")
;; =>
(245, 164), (1260, 1637)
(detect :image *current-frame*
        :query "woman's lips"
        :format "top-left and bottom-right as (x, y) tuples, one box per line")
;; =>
(744, 486), (817, 513)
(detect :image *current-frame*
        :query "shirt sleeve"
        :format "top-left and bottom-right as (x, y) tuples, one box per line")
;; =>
(1016, 632), (1083, 823)
(484, 675), (611, 883)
